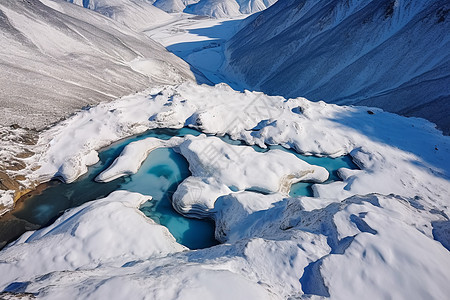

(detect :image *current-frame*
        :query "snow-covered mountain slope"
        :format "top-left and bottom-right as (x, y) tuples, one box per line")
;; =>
(65, 0), (172, 30)
(225, 0), (450, 134)
(184, 0), (277, 18)
(0, 82), (449, 299)
(66, 0), (274, 18)
(0, 0), (195, 130)
(153, 0), (187, 13)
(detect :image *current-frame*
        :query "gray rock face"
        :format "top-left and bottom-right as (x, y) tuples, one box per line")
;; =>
(225, 0), (450, 134)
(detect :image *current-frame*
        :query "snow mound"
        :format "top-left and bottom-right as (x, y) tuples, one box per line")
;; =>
(0, 190), (185, 289)
(225, 0), (450, 133)
(172, 135), (328, 217)
(321, 196), (450, 299)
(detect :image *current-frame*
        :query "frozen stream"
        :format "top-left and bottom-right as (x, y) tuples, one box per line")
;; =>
(3, 128), (357, 249)
(144, 15), (245, 89)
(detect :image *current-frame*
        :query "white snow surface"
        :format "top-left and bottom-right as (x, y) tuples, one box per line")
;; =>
(321, 196), (450, 299)
(0, 191), (185, 289)
(0, 82), (449, 299)
(95, 137), (184, 182)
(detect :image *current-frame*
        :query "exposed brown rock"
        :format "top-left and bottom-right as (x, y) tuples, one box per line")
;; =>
(0, 292), (36, 299)
(0, 171), (20, 191)
(15, 149), (35, 159)
(14, 175), (26, 181)
(5, 160), (26, 171)
(30, 165), (41, 171)
(0, 212), (40, 249)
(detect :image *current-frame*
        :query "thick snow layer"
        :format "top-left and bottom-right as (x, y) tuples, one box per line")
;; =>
(172, 135), (328, 216)
(1, 82), (449, 299)
(282, 194), (450, 299)
(2, 248), (276, 299)
(321, 197), (450, 299)
(0, 0), (194, 130)
(65, 0), (172, 30)
(225, 0), (450, 134)
(0, 190), (185, 289)
(213, 191), (287, 242)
